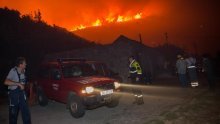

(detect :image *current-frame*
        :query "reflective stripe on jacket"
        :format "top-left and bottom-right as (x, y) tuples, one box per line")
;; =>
(129, 60), (142, 75)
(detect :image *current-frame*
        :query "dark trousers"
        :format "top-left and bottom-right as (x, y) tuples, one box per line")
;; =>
(188, 68), (198, 82)
(207, 73), (215, 90)
(8, 89), (31, 124)
(178, 74), (187, 87)
(130, 76), (142, 96)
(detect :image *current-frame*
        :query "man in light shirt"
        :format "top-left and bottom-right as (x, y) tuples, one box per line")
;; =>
(4, 57), (31, 124)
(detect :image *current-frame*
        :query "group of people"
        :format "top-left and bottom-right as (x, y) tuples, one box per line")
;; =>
(176, 54), (215, 89)
(176, 54), (199, 88)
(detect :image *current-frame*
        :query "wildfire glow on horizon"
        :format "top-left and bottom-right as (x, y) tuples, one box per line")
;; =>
(71, 12), (143, 31)
(0, 0), (161, 32)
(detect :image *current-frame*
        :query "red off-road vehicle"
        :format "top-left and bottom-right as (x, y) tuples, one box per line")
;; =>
(35, 58), (121, 118)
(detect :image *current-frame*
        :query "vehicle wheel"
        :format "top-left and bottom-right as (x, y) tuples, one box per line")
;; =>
(37, 88), (48, 106)
(106, 96), (119, 108)
(68, 95), (85, 118)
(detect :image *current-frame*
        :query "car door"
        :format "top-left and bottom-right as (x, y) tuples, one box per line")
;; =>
(37, 66), (54, 98)
(50, 67), (62, 101)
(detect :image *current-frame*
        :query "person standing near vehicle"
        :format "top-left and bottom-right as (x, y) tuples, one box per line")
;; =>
(4, 57), (31, 124)
(185, 55), (199, 88)
(176, 54), (188, 87)
(128, 56), (144, 105)
(202, 55), (215, 90)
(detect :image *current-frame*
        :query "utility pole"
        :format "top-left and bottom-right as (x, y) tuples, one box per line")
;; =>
(139, 33), (142, 44)
(164, 32), (168, 45)
(135, 33), (142, 63)
(163, 32), (169, 70)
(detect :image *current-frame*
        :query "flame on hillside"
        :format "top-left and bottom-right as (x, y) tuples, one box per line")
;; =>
(71, 13), (143, 31)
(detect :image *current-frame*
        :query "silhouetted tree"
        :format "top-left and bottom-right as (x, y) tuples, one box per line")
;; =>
(34, 9), (42, 22)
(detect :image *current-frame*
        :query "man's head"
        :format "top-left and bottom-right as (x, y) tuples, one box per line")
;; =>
(177, 54), (182, 59)
(129, 56), (135, 63)
(15, 57), (26, 69)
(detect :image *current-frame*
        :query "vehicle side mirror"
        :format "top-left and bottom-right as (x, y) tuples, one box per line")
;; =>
(53, 71), (61, 80)
(55, 74), (61, 80)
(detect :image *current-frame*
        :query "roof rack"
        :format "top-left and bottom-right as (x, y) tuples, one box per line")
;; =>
(57, 58), (86, 63)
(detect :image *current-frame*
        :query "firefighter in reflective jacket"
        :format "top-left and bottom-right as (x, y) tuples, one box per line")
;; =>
(128, 56), (144, 105)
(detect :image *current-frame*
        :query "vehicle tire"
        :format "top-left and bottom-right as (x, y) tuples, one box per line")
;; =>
(106, 96), (119, 108)
(68, 95), (85, 118)
(37, 88), (48, 106)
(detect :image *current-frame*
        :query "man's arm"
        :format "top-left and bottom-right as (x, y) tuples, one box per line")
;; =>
(4, 79), (24, 90)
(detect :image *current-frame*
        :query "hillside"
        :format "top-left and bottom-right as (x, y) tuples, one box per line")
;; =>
(0, 7), (92, 65)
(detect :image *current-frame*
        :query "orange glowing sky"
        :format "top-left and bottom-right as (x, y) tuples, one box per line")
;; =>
(1, 0), (220, 54)
(0, 0), (163, 30)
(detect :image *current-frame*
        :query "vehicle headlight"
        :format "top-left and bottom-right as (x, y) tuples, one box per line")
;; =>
(82, 86), (94, 94)
(114, 82), (121, 89)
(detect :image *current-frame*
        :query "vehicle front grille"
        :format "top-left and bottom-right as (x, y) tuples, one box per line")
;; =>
(94, 83), (114, 90)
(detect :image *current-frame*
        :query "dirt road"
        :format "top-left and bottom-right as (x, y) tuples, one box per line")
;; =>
(0, 78), (211, 124)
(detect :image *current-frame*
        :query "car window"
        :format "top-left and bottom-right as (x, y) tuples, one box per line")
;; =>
(63, 66), (82, 77)
(92, 63), (105, 76)
(62, 63), (96, 78)
(50, 68), (61, 80)
(102, 64), (110, 76)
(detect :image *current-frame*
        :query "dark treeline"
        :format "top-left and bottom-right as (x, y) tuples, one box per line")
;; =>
(0, 7), (93, 85)
(0, 7), (92, 60)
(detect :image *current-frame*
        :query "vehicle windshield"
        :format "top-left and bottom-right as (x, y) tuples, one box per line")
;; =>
(62, 63), (97, 78)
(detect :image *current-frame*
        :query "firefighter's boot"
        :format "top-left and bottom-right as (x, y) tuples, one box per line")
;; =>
(137, 95), (144, 105)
